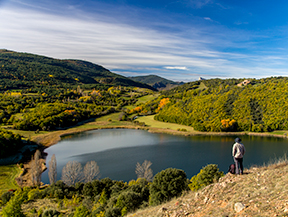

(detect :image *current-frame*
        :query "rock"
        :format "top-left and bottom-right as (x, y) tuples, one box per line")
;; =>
(220, 182), (227, 188)
(234, 202), (245, 212)
(158, 207), (168, 213)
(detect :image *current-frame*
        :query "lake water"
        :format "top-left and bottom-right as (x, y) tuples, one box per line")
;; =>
(41, 129), (288, 184)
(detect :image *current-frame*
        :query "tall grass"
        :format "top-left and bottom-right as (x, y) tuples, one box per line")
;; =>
(265, 153), (288, 167)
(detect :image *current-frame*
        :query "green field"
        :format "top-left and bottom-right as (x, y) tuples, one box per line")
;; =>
(135, 93), (160, 105)
(268, 130), (288, 136)
(137, 115), (195, 132)
(0, 165), (21, 194)
(74, 112), (134, 130)
(95, 112), (121, 122)
(8, 129), (49, 139)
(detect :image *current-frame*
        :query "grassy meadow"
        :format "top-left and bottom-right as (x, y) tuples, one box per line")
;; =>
(137, 115), (195, 132)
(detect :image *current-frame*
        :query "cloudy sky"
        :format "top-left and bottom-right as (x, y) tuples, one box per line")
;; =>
(1, 0), (288, 81)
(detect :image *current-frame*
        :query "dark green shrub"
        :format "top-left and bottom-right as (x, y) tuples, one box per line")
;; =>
(127, 178), (150, 202)
(105, 207), (121, 217)
(53, 188), (64, 199)
(82, 182), (94, 198)
(73, 205), (90, 217)
(55, 180), (66, 188)
(115, 191), (142, 213)
(1, 188), (28, 217)
(139, 122), (146, 126)
(106, 195), (118, 209)
(41, 185), (64, 199)
(100, 178), (114, 198)
(1, 191), (14, 204)
(82, 180), (103, 199)
(189, 164), (224, 191)
(74, 182), (84, 193)
(149, 168), (188, 205)
(91, 207), (105, 217)
(110, 182), (126, 197)
(177, 128), (187, 132)
(42, 208), (60, 217)
(27, 188), (43, 200)
(82, 197), (93, 211)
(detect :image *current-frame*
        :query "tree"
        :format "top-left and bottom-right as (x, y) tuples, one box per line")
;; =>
(149, 168), (188, 205)
(135, 160), (153, 182)
(189, 164), (224, 191)
(83, 161), (100, 183)
(48, 154), (57, 185)
(30, 150), (42, 186)
(61, 161), (83, 185)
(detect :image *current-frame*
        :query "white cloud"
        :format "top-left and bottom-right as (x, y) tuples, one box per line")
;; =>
(187, 0), (213, 8)
(164, 66), (188, 70)
(0, 2), (288, 81)
(204, 17), (212, 21)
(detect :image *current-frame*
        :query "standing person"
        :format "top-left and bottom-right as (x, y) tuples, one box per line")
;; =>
(232, 137), (246, 175)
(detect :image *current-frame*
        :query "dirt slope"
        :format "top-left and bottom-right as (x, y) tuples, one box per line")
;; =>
(128, 160), (288, 217)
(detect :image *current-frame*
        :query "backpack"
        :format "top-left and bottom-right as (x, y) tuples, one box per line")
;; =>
(228, 164), (236, 174)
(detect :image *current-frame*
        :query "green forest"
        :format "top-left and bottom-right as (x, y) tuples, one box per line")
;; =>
(154, 77), (288, 132)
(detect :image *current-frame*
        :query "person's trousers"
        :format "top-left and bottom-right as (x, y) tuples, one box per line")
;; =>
(234, 157), (243, 174)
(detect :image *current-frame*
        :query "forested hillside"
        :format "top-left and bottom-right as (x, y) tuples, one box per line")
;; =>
(129, 74), (184, 90)
(0, 49), (155, 91)
(154, 77), (288, 132)
(0, 50), (158, 155)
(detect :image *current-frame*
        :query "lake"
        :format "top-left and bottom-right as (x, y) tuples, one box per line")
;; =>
(41, 129), (288, 184)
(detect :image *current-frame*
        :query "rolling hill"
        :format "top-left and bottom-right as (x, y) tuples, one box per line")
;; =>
(0, 49), (156, 91)
(129, 74), (184, 90)
(155, 77), (288, 133)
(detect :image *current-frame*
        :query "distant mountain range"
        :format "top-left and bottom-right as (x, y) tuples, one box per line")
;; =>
(0, 49), (156, 91)
(129, 75), (184, 91)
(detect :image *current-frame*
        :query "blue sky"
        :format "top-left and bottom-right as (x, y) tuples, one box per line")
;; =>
(1, 0), (288, 81)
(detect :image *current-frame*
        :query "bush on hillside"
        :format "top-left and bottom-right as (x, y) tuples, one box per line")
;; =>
(1, 191), (14, 205)
(42, 208), (60, 217)
(1, 188), (29, 217)
(115, 190), (142, 214)
(105, 206), (121, 217)
(189, 164), (224, 191)
(73, 205), (90, 217)
(149, 168), (188, 206)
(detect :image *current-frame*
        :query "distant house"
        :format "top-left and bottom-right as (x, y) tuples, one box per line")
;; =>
(237, 80), (251, 87)
(199, 77), (206, 80)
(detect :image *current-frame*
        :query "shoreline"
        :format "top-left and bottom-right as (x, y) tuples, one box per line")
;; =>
(34, 122), (288, 150)
(10, 121), (288, 188)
